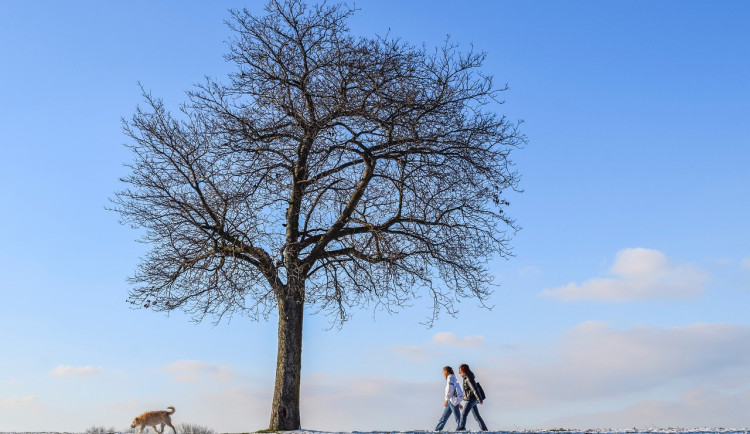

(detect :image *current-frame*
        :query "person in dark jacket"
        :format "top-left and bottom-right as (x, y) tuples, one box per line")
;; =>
(456, 363), (488, 431)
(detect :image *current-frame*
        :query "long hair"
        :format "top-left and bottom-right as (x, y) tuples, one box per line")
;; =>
(443, 366), (454, 375)
(459, 363), (475, 379)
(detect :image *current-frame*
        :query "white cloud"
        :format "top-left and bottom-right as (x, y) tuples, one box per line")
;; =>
(432, 332), (485, 348)
(540, 248), (707, 301)
(485, 321), (750, 412)
(163, 360), (236, 383)
(50, 365), (102, 378)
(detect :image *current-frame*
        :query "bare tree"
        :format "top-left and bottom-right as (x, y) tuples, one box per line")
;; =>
(113, 0), (523, 430)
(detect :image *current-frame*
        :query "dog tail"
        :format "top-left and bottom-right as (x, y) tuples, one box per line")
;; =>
(167, 406), (176, 414)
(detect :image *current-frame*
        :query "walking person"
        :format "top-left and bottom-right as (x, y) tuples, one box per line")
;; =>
(435, 366), (464, 431)
(456, 363), (488, 431)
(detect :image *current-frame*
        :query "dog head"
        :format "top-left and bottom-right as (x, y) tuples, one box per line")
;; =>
(130, 416), (140, 428)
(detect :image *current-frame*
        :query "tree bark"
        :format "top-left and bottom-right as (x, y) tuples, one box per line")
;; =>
(269, 283), (304, 430)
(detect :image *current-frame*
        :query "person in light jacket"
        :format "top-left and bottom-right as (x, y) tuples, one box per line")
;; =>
(457, 363), (488, 431)
(435, 366), (463, 431)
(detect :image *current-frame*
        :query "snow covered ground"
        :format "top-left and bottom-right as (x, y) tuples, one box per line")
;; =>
(3, 429), (750, 434)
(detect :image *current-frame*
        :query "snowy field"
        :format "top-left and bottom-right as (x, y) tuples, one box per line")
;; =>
(3, 429), (750, 434)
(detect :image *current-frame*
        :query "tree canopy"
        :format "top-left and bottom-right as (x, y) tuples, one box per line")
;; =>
(113, 0), (523, 429)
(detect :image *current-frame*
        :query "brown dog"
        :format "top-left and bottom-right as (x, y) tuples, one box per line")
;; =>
(130, 406), (177, 434)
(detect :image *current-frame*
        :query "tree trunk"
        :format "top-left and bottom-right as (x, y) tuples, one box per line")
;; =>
(269, 284), (304, 430)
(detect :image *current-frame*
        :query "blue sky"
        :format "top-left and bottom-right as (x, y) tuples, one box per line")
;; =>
(1, 0), (749, 432)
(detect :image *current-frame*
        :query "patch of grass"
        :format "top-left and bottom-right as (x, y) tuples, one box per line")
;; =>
(84, 426), (117, 434)
(177, 422), (218, 434)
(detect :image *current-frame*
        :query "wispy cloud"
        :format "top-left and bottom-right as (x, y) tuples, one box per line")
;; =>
(194, 387), (271, 432)
(0, 395), (42, 409)
(484, 321), (750, 410)
(519, 265), (543, 277)
(546, 387), (750, 429)
(540, 248), (707, 301)
(163, 360), (236, 384)
(392, 345), (432, 361)
(741, 256), (750, 269)
(392, 332), (486, 361)
(50, 365), (102, 378)
(432, 332), (485, 348)
(300, 373), (435, 431)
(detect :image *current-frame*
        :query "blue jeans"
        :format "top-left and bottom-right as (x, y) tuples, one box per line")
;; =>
(457, 399), (488, 431)
(435, 401), (461, 431)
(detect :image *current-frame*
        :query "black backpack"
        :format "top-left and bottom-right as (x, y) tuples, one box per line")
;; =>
(475, 382), (486, 400)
